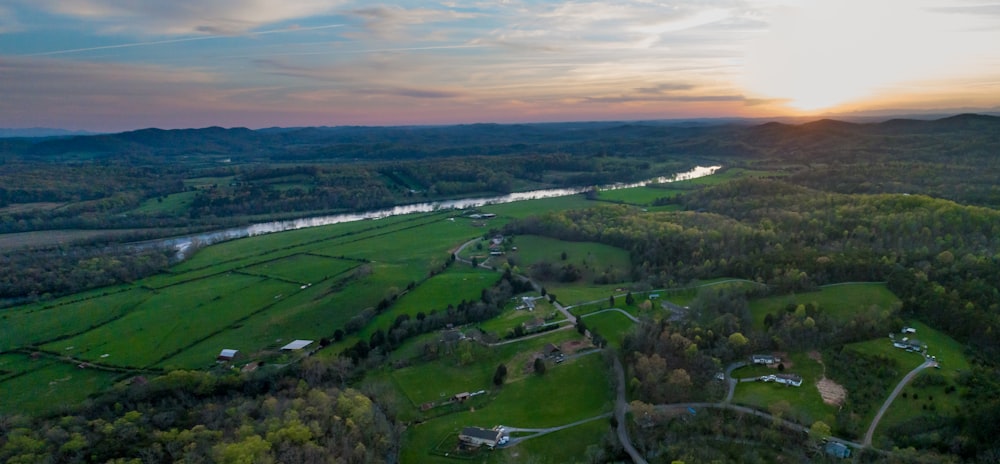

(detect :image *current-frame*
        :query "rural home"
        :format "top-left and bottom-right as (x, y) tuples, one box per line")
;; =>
(893, 337), (924, 352)
(453, 392), (471, 402)
(543, 343), (562, 358)
(216, 349), (240, 362)
(760, 374), (803, 387)
(901, 326), (917, 334)
(459, 427), (502, 448)
(751, 354), (780, 365)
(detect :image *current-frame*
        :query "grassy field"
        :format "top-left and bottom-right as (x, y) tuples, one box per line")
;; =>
(580, 310), (637, 348)
(749, 282), (899, 331)
(867, 321), (971, 440)
(132, 191), (198, 215)
(398, 353), (614, 464)
(2, 192), (617, 417)
(0, 354), (121, 415)
(731, 351), (836, 426)
(597, 186), (681, 205)
(241, 253), (361, 284)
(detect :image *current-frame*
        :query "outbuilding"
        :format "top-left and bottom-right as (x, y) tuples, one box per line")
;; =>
(217, 349), (240, 362)
(459, 427), (502, 448)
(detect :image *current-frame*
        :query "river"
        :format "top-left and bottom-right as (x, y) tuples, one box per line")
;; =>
(159, 165), (721, 259)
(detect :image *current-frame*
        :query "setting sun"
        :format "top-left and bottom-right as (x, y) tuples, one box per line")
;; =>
(742, 0), (990, 112)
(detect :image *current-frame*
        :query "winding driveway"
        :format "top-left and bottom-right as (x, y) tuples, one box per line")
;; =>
(864, 358), (938, 446)
(613, 355), (649, 464)
(580, 307), (640, 323)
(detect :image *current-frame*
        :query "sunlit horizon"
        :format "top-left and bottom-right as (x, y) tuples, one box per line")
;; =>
(1, 1), (999, 132)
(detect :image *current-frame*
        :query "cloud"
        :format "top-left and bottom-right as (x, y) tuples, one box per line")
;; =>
(345, 5), (480, 40)
(26, 0), (346, 35)
(0, 6), (22, 34)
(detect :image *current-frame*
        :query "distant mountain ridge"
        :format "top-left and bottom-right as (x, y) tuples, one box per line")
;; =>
(5, 114), (998, 161)
(0, 128), (100, 138)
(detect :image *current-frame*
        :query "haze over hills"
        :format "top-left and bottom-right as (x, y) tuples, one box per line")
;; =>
(5, 113), (998, 161)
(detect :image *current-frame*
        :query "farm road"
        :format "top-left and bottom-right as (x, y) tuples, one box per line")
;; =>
(580, 307), (640, 323)
(864, 358), (938, 446)
(502, 413), (612, 446)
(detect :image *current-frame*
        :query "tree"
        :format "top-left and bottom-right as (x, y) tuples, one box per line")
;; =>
(533, 357), (546, 375)
(625, 291), (635, 306)
(609, 295), (615, 307)
(493, 364), (508, 386)
(809, 420), (832, 443)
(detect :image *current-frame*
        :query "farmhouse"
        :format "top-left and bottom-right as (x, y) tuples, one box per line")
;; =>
(280, 340), (314, 351)
(523, 317), (545, 331)
(901, 326), (917, 334)
(760, 374), (803, 387)
(216, 349), (240, 362)
(893, 337), (924, 352)
(543, 343), (562, 358)
(453, 392), (471, 402)
(459, 427), (502, 448)
(751, 354), (780, 365)
(775, 373), (803, 387)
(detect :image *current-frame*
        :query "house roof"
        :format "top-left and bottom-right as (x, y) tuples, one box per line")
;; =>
(544, 343), (561, 354)
(280, 340), (314, 350)
(218, 349), (238, 358)
(825, 442), (851, 458)
(461, 427), (500, 441)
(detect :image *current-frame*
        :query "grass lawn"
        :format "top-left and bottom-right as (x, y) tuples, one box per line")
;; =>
(0, 288), (150, 351)
(597, 185), (681, 206)
(749, 282), (899, 331)
(732, 351), (836, 426)
(241, 253), (360, 284)
(398, 353), (614, 464)
(46, 274), (297, 368)
(132, 191), (198, 215)
(549, 282), (630, 308)
(0, 360), (120, 416)
(580, 310), (637, 348)
(869, 320), (971, 440)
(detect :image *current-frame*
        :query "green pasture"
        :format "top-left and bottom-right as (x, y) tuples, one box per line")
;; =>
(732, 351), (835, 426)
(183, 176), (234, 188)
(512, 418), (612, 464)
(171, 213), (433, 273)
(241, 253), (360, 284)
(483, 195), (596, 219)
(749, 282), (899, 331)
(0, 358), (120, 416)
(478, 299), (560, 339)
(398, 354), (614, 464)
(548, 282), (628, 307)
(580, 310), (636, 347)
(132, 191), (198, 215)
(45, 274), (296, 367)
(1, 288), (150, 351)
(869, 321), (971, 438)
(597, 185), (681, 205)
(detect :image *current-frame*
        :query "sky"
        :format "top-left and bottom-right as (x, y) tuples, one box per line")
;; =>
(2, 0), (1000, 131)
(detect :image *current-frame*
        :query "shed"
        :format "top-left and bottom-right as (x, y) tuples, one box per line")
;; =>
(280, 340), (314, 351)
(217, 349), (239, 362)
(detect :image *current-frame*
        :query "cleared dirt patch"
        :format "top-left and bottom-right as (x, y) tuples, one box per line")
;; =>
(816, 377), (847, 406)
(809, 351), (847, 406)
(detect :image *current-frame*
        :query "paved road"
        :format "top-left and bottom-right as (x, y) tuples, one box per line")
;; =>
(864, 358), (937, 446)
(501, 413), (613, 446)
(723, 362), (746, 403)
(653, 402), (863, 449)
(613, 355), (649, 464)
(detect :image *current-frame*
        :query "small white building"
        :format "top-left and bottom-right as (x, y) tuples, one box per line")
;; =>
(280, 340), (314, 351)
(459, 427), (502, 448)
(217, 349), (240, 362)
